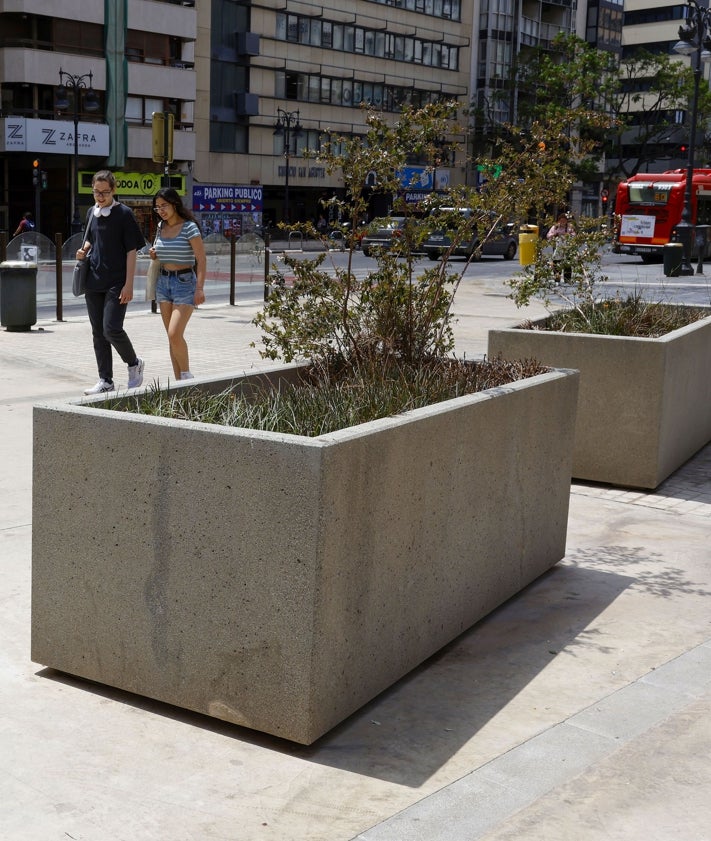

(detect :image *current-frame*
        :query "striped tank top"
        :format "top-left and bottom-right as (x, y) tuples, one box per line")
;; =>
(154, 220), (201, 265)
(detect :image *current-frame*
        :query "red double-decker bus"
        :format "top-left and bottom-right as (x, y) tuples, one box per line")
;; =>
(613, 168), (711, 262)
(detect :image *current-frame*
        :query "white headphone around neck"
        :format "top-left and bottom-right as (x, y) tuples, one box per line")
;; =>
(93, 200), (117, 217)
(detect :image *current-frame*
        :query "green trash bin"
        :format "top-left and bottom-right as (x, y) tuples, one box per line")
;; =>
(519, 224), (539, 266)
(663, 243), (683, 278)
(0, 260), (38, 332)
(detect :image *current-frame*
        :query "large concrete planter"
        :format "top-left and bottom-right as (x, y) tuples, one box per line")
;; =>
(488, 309), (711, 489)
(32, 364), (578, 744)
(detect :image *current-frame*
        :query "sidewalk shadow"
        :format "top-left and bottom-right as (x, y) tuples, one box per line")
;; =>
(565, 544), (711, 600)
(39, 561), (634, 787)
(304, 561), (633, 786)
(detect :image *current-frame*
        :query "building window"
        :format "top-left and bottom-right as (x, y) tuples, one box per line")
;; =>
(210, 122), (248, 154)
(53, 18), (104, 57)
(126, 96), (190, 129)
(210, 0), (253, 154)
(365, 0), (461, 21)
(125, 31), (172, 65)
(275, 12), (458, 71)
(322, 22), (333, 49)
(274, 71), (446, 112)
(126, 97), (144, 123)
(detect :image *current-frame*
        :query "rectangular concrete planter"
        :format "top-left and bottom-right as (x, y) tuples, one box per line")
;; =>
(32, 364), (578, 744)
(488, 309), (711, 489)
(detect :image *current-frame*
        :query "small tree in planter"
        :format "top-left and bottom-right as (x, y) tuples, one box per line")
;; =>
(250, 105), (586, 422)
(254, 104), (461, 371)
(507, 215), (609, 316)
(457, 99), (711, 489)
(506, 210), (706, 337)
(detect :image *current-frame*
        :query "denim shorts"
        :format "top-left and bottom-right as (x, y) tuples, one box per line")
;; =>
(156, 269), (197, 306)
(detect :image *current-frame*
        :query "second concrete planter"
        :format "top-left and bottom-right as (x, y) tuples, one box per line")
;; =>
(488, 310), (711, 489)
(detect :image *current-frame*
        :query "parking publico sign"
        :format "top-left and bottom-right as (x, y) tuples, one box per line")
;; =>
(193, 185), (263, 213)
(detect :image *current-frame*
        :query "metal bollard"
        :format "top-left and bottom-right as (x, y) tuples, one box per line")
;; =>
(54, 233), (64, 322)
(695, 225), (708, 275)
(263, 231), (271, 302)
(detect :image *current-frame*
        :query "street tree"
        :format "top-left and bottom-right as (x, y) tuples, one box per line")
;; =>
(514, 34), (711, 181)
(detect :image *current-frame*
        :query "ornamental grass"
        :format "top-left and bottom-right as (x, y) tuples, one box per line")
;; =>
(119, 356), (548, 437)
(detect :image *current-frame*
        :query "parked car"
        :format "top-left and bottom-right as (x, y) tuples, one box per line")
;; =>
(482, 221), (518, 260)
(423, 209), (518, 261)
(361, 216), (407, 257)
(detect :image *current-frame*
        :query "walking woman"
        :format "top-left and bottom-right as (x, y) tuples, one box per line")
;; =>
(546, 211), (574, 282)
(148, 187), (206, 380)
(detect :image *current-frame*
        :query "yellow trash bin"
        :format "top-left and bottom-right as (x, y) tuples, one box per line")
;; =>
(518, 224), (539, 266)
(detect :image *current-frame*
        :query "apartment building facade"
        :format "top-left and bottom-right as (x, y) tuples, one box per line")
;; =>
(0, 0), (197, 238)
(622, 0), (702, 171)
(196, 0), (473, 234)
(1, 0), (473, 239)
(471, 0), (584, 131)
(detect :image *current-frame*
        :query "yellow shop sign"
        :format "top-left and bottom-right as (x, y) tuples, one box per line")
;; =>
(78, 171), (186, 196)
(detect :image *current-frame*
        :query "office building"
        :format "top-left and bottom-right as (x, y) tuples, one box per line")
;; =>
(197, 0), (473, 232)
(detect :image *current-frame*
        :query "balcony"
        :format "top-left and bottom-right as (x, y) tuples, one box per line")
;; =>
(129, 124), (195, 162)
(127, 62), (196, 101)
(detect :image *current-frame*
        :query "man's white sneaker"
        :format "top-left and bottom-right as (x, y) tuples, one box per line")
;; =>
(127, 357), (145, 389)
(84, 379), (115, 395)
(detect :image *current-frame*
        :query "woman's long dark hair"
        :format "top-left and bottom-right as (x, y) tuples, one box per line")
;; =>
(152, 187), (196, 222)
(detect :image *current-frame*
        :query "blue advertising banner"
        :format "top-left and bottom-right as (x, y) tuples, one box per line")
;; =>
(193, 185), (263, 213)
(398, 166), (433, 191)
(396, 167), (450, 202)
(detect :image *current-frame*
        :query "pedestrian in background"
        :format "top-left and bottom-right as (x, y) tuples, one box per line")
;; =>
(148, 187), (206, 381)
(75, 169), (146, 395)
(547, 211), (574, 282)
(13, 212), (35, 236)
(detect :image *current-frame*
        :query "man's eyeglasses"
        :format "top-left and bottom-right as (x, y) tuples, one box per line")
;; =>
(92, 190), (112, 197)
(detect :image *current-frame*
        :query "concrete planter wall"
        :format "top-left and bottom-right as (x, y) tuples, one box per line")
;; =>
(488, 310), (711, 489)
(32, 365), (578, 745)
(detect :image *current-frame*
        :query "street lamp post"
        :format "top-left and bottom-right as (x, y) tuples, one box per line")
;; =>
(674, 0), (711, 275)
(55, 69), (100, 234)
(273, 109), (302, 224)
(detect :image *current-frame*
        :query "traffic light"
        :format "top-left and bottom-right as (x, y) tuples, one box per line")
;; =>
(680, 144), (688, 155)
(601, 188), (609, 208)
(41, 171), (48, 190)
(151, 111), (174, 164)
(32, 159), (41, 187)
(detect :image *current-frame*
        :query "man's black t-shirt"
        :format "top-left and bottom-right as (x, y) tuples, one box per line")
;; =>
(86, 204), (146, 291)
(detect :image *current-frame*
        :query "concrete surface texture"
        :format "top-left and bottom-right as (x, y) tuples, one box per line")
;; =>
(488, 312), (711, 488)
(31, 367), (577, 745)
(1, 266), (711, 840)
